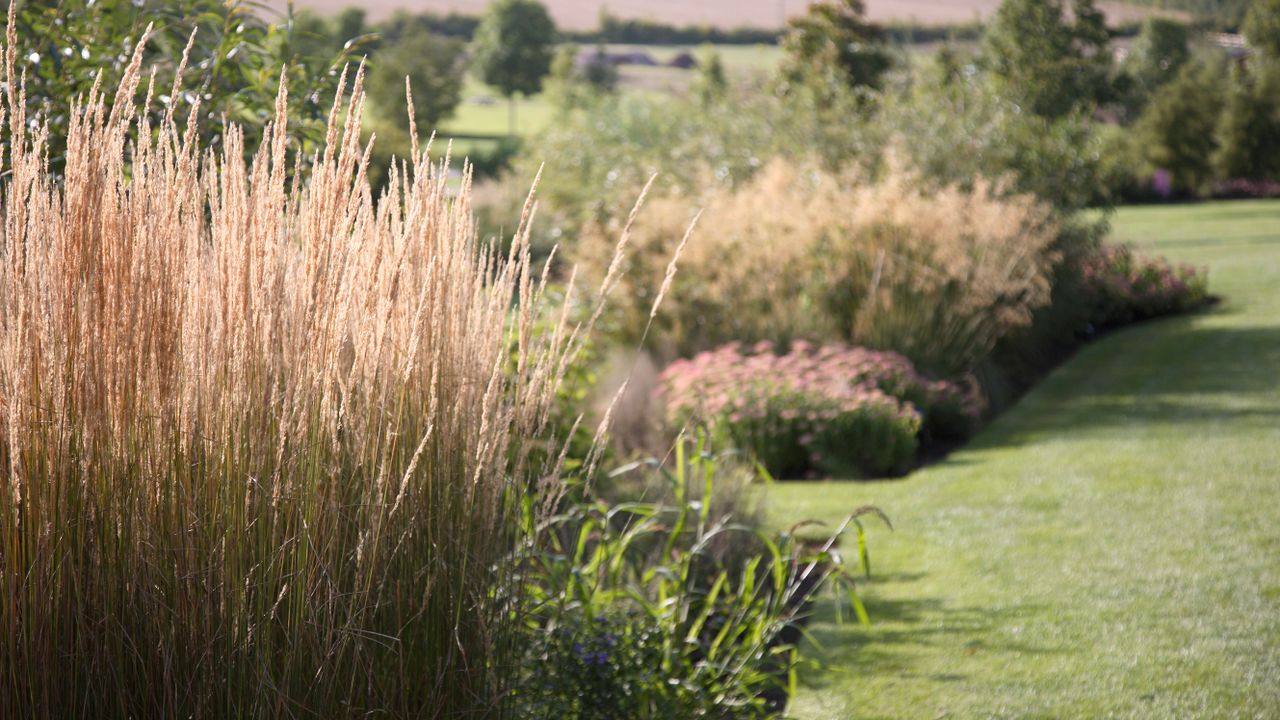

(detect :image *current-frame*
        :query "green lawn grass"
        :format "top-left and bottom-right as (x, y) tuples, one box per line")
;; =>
(437, 76), (558, 139)
(774, 199), (1280, 718)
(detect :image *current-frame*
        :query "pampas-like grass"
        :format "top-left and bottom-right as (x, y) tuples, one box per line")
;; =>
(0, 13), (607, 718)
(574, 158), (1060, 375)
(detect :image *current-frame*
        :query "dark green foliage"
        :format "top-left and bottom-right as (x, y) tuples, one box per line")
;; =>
(582, 45), (620, 93)
(376, 8), (480, 41)
(1135, 57), (1227, 193)
(360, 26), (468, 191)
(1245, 0), (1280, 56)
(545, 43), (584, 109)
(564, 12), (782, 46)
(881, 20), (987, 44)
(982, 0), (1114, 118)
(519, 615), (677, 718)
(1215, 58), (1280, 179)
(876, 58), (1110, 212)
(290, 9), (473, 133)
(288, 8), (372, 66)
(366, 26), (465, 130)
(986, 216), (1211, 416)
(472, 0), (557, 100)
(4, 0), (353, 173)
(1123, 17), (1192, 113)
(781, 0), (892, 93)
(694, 48), (729, 105)
(516, 437), (888, 718)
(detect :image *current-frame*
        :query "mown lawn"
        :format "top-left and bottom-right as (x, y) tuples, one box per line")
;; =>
(774, 200), (1280, 718)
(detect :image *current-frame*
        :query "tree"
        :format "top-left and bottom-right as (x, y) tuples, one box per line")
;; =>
(881, 61), (1110, 212)
(1114, 17), (1192, 123)
(544, 44), (615, 112)
(1245, 0), (1280, 57)
(367, 27), (466, 132)
(545, 43), (583, 109)
(1215, 58), (1280, 179)
(983, 0), (1113, 118)
(582, 44), (619, 93)
(1135, 59), (1226, 194)
(781, 0), (891, 94)
(1126, 18), (1191, 95)
(335, 7), (368, 45)
(471, 0), (557, 135)
(693, 47), (728, 105)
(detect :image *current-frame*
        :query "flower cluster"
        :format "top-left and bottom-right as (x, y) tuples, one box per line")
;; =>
(1079, 246), (1210, 329)
(1212, 178), (1280, 200)
(569, 626), (620, 667)
(519, 616), (671, 718)
(657, 342), (976, 478)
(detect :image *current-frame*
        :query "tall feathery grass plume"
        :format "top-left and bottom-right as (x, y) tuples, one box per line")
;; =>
(0, 9), (640, 717)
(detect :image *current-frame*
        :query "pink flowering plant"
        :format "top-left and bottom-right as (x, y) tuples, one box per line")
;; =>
(1079, 246), (1210, 329)
(657, 342), (977, 478)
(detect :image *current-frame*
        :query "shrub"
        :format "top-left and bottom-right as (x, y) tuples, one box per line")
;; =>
(1121, 17), (1191, 114)
(981, 0), (1112, 119)
(818, 168), (1061, 377)
(780, 0), (892, 94)
(871, 57), (1112, 213)
(1214, 58), (1280, 183)
(1211, 177), (1280, 199)
(493, 83), (873, 258)
(575, 160), (837, 358)
(0, 28), (606, 717)
(516, 437), (889, 718)
(576, 160), (1062, 377)
(1134, 57), (1227, 196)
(981, 216), (1110, 406)
(657, 342), (976, 478)
(1079, 246), (1210, 328)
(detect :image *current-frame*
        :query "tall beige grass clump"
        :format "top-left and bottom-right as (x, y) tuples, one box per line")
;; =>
(575, 161), (834, 359)
(576, 159), (1060, 375)
(0, 18), (605, 718)
(829, 166), (1060, 376)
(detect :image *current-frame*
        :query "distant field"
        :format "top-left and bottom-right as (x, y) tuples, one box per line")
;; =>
(267, 0), (1186, 29)
(436, 43), (780, 140)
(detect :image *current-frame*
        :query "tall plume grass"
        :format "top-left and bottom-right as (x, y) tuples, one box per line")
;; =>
(0, 16), (601, 718)
(576, 159), (1061, 376)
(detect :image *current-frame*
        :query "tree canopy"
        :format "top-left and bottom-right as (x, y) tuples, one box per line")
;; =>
(781, 0), (891, 92)
(471, 0), (557, 100)
(367, 27), (466, 131)
(1245, 0), (1280, 58)
(983, 0), (1113, 118)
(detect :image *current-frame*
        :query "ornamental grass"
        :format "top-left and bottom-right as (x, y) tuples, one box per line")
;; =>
(0, 17), (614, 718)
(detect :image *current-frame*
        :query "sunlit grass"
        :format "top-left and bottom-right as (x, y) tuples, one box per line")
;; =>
(774, 200), (1280, 718)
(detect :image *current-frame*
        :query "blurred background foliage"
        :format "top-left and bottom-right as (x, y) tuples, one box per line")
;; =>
(6, 0), (363, 172)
